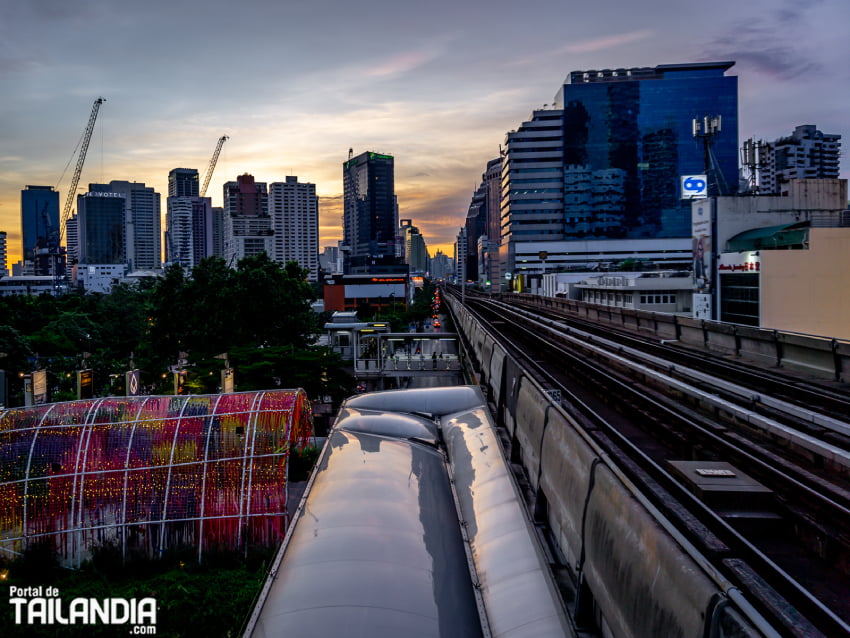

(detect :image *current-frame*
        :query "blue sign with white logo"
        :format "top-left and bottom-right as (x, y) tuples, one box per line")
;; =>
(681, 175), (708, 199)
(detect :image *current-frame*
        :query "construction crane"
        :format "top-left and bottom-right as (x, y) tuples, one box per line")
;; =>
(200, 135), (229, 197)
(59, 97), (105, 245)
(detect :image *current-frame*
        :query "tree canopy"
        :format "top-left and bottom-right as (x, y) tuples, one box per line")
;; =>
(0, 256), (352, 405)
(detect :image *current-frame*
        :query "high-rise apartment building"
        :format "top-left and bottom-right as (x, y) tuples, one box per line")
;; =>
(269, 176), (319, 281)
(455, 227), (467, 283)
(399, 220), (428, 273)
(465, 186), (487, 278)
(66, 216), (79, 265)
(484, 158), (502, 246)
(430, 249), (453, 282)
(223, 174), (271, 265)
(166, 167), (213, 269)
(500, 61), (739, 275)
(211, 207), (226, 260)
(319, 245), (343, 275)
(757, 125), (841, 194)
(107, 180), (161, 270)
(166, 197), (213, 269)
(342, 151), (399, 273)
(464, 157), (502, 289)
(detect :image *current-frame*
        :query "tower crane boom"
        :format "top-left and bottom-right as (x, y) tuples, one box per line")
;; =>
(200, 135), (229, 197)
(60, 97), (105, 244)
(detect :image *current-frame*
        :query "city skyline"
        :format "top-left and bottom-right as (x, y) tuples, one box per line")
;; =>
(2, 0), (848, 265)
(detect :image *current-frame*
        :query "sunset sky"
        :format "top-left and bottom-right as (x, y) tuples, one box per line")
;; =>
(1, 0), (848, 264)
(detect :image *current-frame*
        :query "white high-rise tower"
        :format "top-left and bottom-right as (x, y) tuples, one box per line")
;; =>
(269, 176), (319, 281)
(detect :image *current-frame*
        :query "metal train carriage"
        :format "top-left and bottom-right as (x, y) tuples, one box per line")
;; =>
(243, 385), (572, 638)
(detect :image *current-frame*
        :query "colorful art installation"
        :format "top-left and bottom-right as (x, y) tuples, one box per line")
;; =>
(0, 390), (313, 565)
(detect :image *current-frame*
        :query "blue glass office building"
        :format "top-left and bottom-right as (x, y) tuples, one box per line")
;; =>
(20, 185), (60, 261)
(553, 61), (738, 239)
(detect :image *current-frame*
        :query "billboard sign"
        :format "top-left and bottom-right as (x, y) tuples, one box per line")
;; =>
(32, 370), (48, 405)
(221, 368), (234, 393)
(681, 175), (708, 199)
(77, 369), (94, 399)
(691, 201), (712, 294)
(126, 369), (141, 396)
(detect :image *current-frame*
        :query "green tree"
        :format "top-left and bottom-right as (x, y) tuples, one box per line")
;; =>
(231, 254), (317, 349)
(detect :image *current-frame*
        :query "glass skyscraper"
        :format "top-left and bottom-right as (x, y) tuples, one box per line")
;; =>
(342, 151), (399, 273)
(501, 61), (739, 267)
(20, 185), (60, 265)
(77, 187), (126, 264)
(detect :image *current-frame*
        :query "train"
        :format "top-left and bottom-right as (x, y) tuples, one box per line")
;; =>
(242, 385), (572, 638)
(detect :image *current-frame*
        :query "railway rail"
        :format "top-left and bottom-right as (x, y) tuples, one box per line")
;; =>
(449, 288), (850, 638)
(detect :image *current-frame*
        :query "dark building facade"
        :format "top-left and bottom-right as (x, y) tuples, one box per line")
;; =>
(342, 151), (399, 273)
(168, 168), (200, 198)
(77, 188), (126, 264)
(21, 185), (60, 272)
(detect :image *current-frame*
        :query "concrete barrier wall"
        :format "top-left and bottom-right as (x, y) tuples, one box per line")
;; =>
(488, 345), (507, 411)
(446, 291), (765, 638)
(538, 407), (597, 571)
(675, 316), (707, 349)
(480, 332), (494, 386)
(778, 332), (836, 377)
(583, 463), (720, 638)
(705, 321), (739, 355)
(734, 326), (778, 367)
(512, 377), (548, 493)
(501, 358), (525, 439)
(507, 293), (850, 383)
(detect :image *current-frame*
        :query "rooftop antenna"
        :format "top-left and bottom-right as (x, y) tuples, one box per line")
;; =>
(693, 115), (728, 196)
(741, 138), (771, 195)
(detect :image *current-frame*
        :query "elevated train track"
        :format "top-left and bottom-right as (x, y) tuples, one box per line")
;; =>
(446, 287), (850, 638)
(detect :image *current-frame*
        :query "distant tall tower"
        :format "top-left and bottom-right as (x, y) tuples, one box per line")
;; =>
(222, 174), (270, 265)
(76, 186), (126, 264)
(484, 157), (502, 244)
(211, 207), (226, 259)
(455, 226), (467, 283)
(400, 220), (428, 273)
(465, 186), (487, 280)
(66, 216), (79, 265)
(20, 185), (60, 273)
(168, 168), (200, 198)
(342, 151), (399, 273)
(107, 180), (161, 270)
(269, 176), (319, 281)
(166, 167), (212, 269)
(0, 231), (7, 277)
(166, 197), (213, 269)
